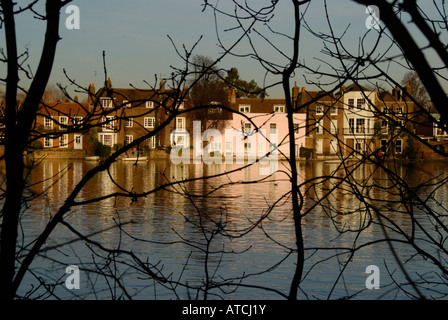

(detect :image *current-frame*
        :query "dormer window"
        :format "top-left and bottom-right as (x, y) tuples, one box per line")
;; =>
(239, 105), (250, 113)
(146, 101), (154, 108)
(274, 105), (285, 113)
(101, 98), (113, 108)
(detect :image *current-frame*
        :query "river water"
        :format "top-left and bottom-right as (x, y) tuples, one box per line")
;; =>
(14, 158), (448, 300)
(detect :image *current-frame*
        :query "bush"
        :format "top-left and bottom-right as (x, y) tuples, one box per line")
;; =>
(94, 142), (111, 158)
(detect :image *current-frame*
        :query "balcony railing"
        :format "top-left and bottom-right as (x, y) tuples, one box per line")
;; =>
(343, 128), (375, 135)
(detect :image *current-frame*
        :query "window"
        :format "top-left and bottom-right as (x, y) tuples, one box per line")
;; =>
(102, 98), (113, 108)
(270, 123), (277, 134)
(44, 136), (53, 148)
(59, 116), (68, 130)
(239, 105), (250, 113)
(208, 106), (222, 113)
(175, 117), (185, 130)
(355, 141), (365, 153)
(75, 135), (82, 145)
(348, 99), (354, 110)
(125, 135), (133, 146)
(395, 139), (403, 153)
(331, 106), (338, 115)
(123, 100), (131, 108)
(44, 117), (53, 130)
(226, 142), (233, 154)
(73, 116), (83, 126)
(330, 119), (337, 134)
(146, 101), (154, 108)
(126, 118), (133, 128)
(274, 105), (285, 113)
(59, 134), (68, 148)
(243, 122), (252, 134)
(396, 106), (403, 114)
(349, 118), (355, 133)
(316, 139), (323, 154)
(383, 107), (389, 114)
(316, 119), (323, 134)
(381, 119), (388, 134)
(294, 123), (300, 135)
(144, 117), (155, 128)
(100, 134), (113, 146)
(102, 116), (115, 131)
(330, 139), (337, 154)
(356, 118), (365, 133)
(316, 105), (324, 115)
(357, 98), (365, 109)
(148, 136), (156, 148)
(178, 102), (185, 109)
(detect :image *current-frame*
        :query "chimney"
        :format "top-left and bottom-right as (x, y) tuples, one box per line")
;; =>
(106, 77), (112, 89)
(74, 95), (78, 102)
(292, 81), (300, 102)
(404, 81), (412, 101)
(229, 89), (236, 104)
(340, 85), (346, 94)
(160, 79), (165, 91)
(393, 86), (401, 100)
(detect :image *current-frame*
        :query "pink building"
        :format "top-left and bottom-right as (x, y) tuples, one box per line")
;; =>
(188, 94), (307, 161)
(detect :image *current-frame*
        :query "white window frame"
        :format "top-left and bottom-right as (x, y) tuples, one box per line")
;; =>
(44, 116), (53, 130)
(102, 116), (115, 131)
(59, 116), (68, 130)
(126, 118), (133, 128)
(316, 119), (323, 134)
(316, 105), (324, 115)
(148, 136), (156, 149)
(144, 117), (155, 128)
(330, 139), (337, 154)
(243, 122), (252, 135)
(59, 134), (68, 148)
(102, 98), (113, 108)
(146, 101), (154, 108)
(330, 106), (338, 115)
(330, 119), (337, 135)
(239, 104), (250, 113)
(125, 135), (133, 146)
(356, 118), (366, 134)
(123, 100), (131, 108)
(73, 116), (83, 126)
(175, 117), (186, 130)
(270, 123), (277, 134)
(274, 105), (285, 113)
(44, 136), (53, 148)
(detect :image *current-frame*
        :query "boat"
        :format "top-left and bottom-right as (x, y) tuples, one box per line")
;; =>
(121, 156), (148, 162)
(84, 156), (100, 161)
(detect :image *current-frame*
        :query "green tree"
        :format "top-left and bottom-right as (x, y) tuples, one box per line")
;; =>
(225, 67), (266, 98)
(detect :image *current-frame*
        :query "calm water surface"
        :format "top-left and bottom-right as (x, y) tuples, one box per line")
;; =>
(15, 159), (448, 299)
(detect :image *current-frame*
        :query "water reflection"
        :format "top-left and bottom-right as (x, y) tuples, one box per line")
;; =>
(16, 159), (448, 299)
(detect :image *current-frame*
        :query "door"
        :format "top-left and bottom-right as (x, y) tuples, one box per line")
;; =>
(74, 134), (83, 150)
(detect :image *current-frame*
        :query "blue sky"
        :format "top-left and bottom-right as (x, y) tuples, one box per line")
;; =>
(5, 0), (429, 99)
